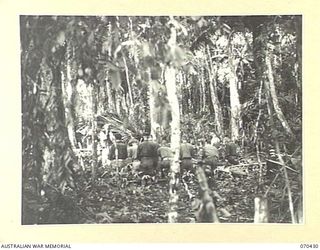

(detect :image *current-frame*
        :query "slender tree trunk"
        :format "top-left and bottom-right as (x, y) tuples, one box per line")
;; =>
(105, 75), (115, 113)
(253, 80), (264, 144)
(295, 195), (303, 223)
(265, 47), (294, 136)
(61, 43), (77, 150)
(165, 21), (181, 223)
(265, 79), (296, 223)
(178, 71), (184, 116)
(148, 77), (160, 138)
(187, 75), (192, 114)
(91, 82), (98, 183)
(122, 94), (129, 115)
(50, 62), (75, 193)
(200, 66), (206, 112)
(115, 91), (121, 115)
(206, 46), (224, 138)
(294, 16), (302, 92)
(228, 45), (241, 141)
(165, 65), (181, 223)
(123, 56), (134, 115)
(254, 196), (269, 223)
(275, 140), (296, 223)
(97, 83), (106, 115)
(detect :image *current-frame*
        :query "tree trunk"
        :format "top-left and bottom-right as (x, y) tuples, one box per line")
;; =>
(91, 82), (98, 183)
(165, 65), (181, 223)
(206, 46), (224, 138)
(294, 16), (302, 92)
(265, 48), (294, 136)
(50, 62), (75, 193)
(61, 43), (77, 150)
(253, 80), (264, 144)
(265, 79), (296, 224)
(200, 66), (206, 112)
(254, 196), (269, 223)
(115, 91), (121, 115)
(97, 83), (106, 115)
(105, 76), (115, 113)
(148, 77), (160, 138)
(275, 140), (296, 223)
(295, 195), (303, 223)
(123, 56), (134, 115)
(228, 46), (241, 141)
(165, 21), (182, 223)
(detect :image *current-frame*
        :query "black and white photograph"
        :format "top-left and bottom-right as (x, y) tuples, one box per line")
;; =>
(21, 15), (303, 225)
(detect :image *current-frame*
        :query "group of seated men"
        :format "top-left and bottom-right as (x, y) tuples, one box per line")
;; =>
(105, 132), (239, 178)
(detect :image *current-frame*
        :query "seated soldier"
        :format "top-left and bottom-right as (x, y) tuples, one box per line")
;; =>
(157, 140), (173, 178)
(137, 133), (159, 176)
(224, 137), (239, 165)
(180, 137), (195, 173)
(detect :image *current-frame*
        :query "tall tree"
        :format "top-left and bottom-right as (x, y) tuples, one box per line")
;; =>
(165, 18), (182, 223)
(61, 42), (77, 150)
(227, 39), (241, 141)
(206, 45), (224, 138)
(265, 44), (294, 136)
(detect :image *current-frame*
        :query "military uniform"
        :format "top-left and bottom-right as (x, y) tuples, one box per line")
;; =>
(158, 145), (173, 177)
(109, 141), (128, 169)
(225, 142), (239, 165)
(180, 142), (195, 172)
(137, 139), (159, 176)
(202, 143), (219, 168)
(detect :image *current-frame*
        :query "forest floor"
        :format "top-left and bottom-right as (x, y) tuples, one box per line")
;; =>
(80, 173), (257, 224)
(25, 158), (299, 224)
(56, 161), (296, 224)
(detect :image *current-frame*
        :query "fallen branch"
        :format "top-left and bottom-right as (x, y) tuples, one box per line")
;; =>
(225, 162), (266, 168)
(264, 172), (280, 197)
(267, 159), (299, 173)
(275, 140), (296, 224)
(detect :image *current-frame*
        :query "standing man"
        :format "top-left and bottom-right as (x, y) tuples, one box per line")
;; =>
(137, 133), (159, 176)
(180, 137), (195, 173)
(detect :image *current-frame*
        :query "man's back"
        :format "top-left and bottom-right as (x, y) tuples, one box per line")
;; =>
(158, 146), (173, 159)
(225, 142), (238, 156)
(203, 144), (219, 158)
(109, 142), (128, 160)
(137, 140), (159, 159)
(180, 143), (194, 159)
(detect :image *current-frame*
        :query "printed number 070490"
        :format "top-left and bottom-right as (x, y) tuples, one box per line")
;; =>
(300, 244), (319, 248)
